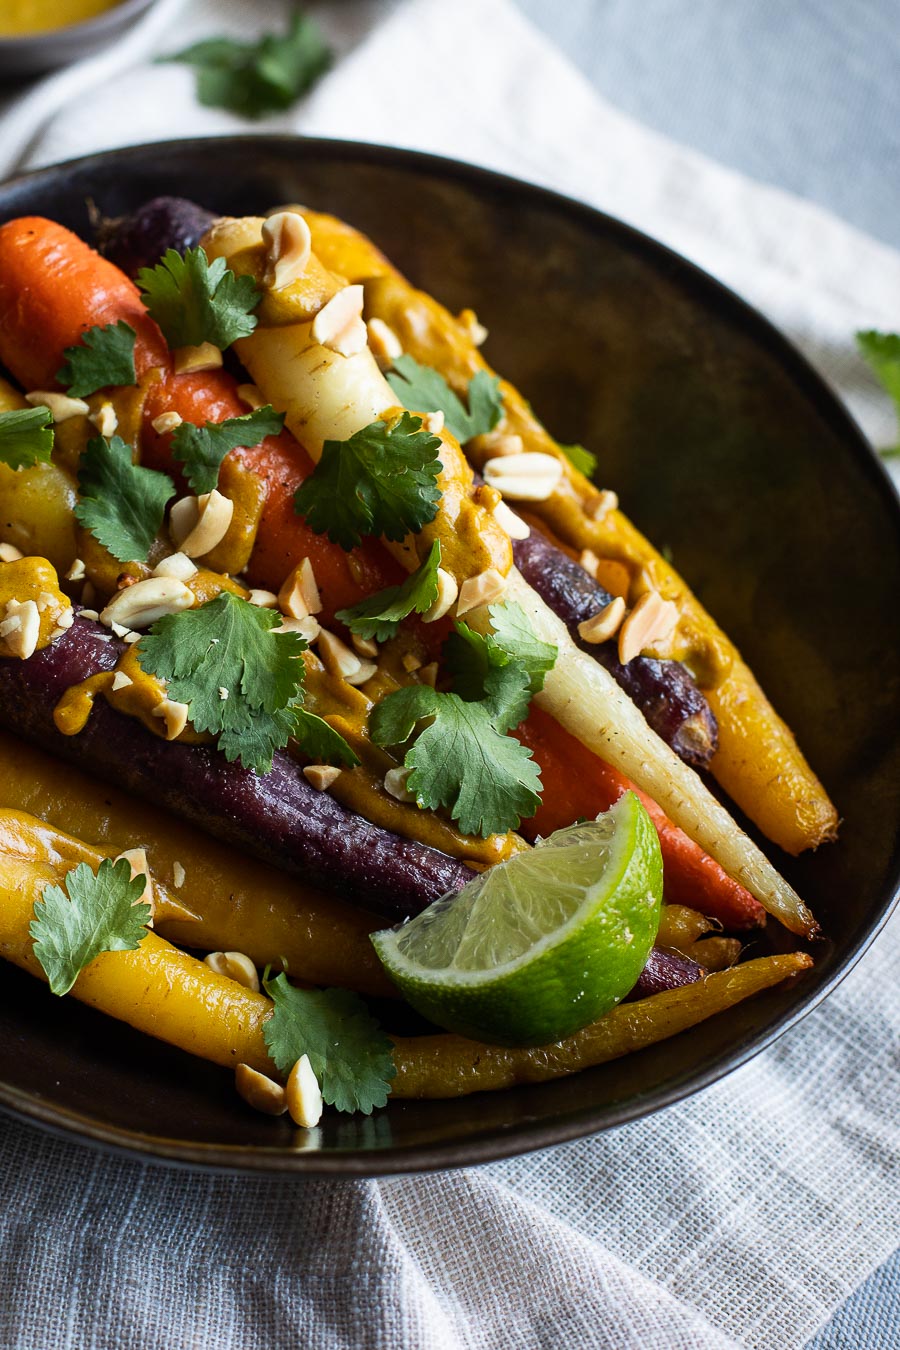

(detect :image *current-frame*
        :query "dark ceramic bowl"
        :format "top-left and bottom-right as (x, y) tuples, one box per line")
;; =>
(0, 0), (158, 77)
(0, 137), (897, 1175)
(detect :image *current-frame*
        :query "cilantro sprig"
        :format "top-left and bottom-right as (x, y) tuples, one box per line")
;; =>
(0, 406), (54, 471)
(57, 321), (137, 398)
(75, 435), (175, 564)
(170, 405), (285, 494)
(369, 603), (554, 837)
(263, 970), (394, 1115)
(369, 675), (541, 838)
(31, 857), (152, 996)
(559, 442), (597, 478)
(857, 330), (900, 457)
(336, 541), (442, 642)
(137, 591), (357, 775)
(294, 413), (443, 550)
(386, 355), (502, 444)
(292, 706), (361, 768)
(137, 247), (261, 351)
(482, 601), (558, 695)
(162, 11), (332, 121)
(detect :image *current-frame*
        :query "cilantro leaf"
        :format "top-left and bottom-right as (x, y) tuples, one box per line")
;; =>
(170, 405), (285, 494)
(57, 321), (137, 398)
(75, 435), (174, 564)
(293, 707), (360, 768)
(138, 591), (306, 774)
(857, 330), (900, 457)
(30, 857), (152, 996)
(386, 356), (503, 444)
(559, 442), (597, 478)
(369, 681), (541, 837)
(443, 624), (539, 733)
(136, 247), (261, 351)
(485, 602), (558, 695)
(369, 605), (551, 834)
(161, 11), (332, 121)
(444, 604), (557, 728)
(263, 971), (394, 1114)
(0, 406), (54, 471)
(294, 413), (442, 550)
(335, 541), (442, 641)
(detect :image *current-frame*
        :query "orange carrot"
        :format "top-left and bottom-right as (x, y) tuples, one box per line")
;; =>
(0, 217), (168, 389)
(0, 218), (404, 627)
(141, 371), (404, 622)
(519, 707), (765, 929)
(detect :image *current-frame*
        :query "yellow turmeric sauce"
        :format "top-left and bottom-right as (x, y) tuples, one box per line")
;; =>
(0, 0), (121, 36)
(0, 556), (71, 656)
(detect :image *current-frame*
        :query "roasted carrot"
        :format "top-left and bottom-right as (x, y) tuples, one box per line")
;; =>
(0, 218), (403, 626)
(518, 707), (765, 930)
(0, 217), (168, 390)
(141, 370), (405, 622)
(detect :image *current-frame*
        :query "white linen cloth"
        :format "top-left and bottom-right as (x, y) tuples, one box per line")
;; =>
(0, 2), (898, 1347)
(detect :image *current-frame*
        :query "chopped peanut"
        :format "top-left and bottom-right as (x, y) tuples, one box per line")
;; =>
(618, 591), (679, 664)
(204, 950), (260, 993)
(310, 285), (367, 356)
(151, 698), (190, 741)
(422, 568), (459, 623)
(172, 343), (222, 375)
(235, 1063), (287, 1116)
(286, 1054), (323, 1129)
(262, 211), (312, 291)
(303, 764), (342, 792)
(483, 452), (563, 502)
(577, 597), (626, 645)
(456, 567), (508, 617)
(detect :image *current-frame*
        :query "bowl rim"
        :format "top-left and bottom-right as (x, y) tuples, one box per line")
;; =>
(0, 0), (157, 49)
(0, 132), (897, 1176)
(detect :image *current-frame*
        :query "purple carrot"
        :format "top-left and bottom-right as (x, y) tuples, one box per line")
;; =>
(625, 946), (704, 1000)
(0, 617), (474, 921)
(95, 196), (216, 276)
(512, 529), (718, 767)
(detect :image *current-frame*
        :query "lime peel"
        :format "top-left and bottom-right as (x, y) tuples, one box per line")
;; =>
(372, 791), (663, 1047)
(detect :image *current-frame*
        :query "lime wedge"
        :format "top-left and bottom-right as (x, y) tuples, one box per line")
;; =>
(372, 791), (663, 1046)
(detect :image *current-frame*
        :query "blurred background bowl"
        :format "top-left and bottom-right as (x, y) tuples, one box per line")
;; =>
(0, 0), (158, 77)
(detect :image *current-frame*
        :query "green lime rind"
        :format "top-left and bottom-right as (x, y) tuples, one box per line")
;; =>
(372, 791), (663, 1047)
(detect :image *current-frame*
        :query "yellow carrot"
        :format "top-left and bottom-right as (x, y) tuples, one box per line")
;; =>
(389, 953), (812, 1098)
(0, 734), (394, 997)
(0, 812), (272, 1073)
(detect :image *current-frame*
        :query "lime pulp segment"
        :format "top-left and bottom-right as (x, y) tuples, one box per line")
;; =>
(372, 791), (663, 1046)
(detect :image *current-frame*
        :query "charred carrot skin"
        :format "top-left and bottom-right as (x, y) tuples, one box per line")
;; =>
(519, 707), (765, 930)
(0, 216), (168, 390)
